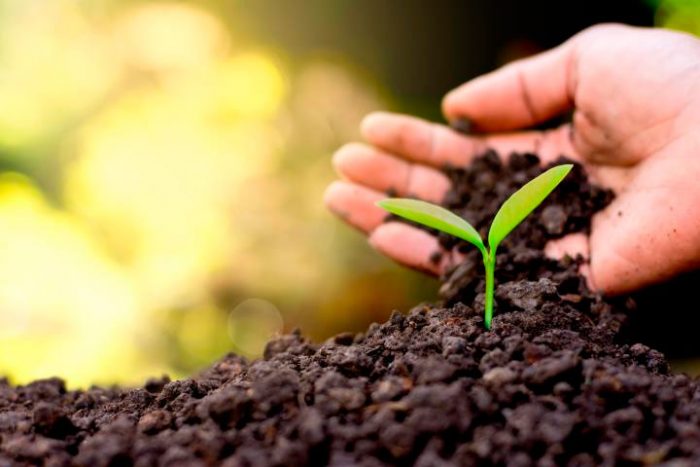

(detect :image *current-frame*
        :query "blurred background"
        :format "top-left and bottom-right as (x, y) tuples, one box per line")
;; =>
(0, 0), (694, 387)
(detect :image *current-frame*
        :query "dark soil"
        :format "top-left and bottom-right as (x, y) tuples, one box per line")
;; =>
(3, 153), (700, 466)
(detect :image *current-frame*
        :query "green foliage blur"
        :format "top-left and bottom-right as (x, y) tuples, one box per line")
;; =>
(650, 0), (700, 35)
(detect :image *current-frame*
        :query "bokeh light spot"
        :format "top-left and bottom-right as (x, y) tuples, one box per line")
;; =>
(116, 2), (229, 73)
(228, 298), (283, 357)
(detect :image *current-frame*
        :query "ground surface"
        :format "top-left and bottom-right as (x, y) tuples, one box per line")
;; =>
(2, 153), (699, 466)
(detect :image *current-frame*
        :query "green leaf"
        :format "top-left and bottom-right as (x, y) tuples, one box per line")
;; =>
(376, 198), (486, 254)
(488, 164), (573, 251)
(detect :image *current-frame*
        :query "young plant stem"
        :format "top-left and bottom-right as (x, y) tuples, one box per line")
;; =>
(483, 252), (496, 330)
(376, 164), (572, 330)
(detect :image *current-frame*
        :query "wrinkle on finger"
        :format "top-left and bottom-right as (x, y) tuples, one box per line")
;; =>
(517, 67), (541, 126)
(442, 43), (576, 131)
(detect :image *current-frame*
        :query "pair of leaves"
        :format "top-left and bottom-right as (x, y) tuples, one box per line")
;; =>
(377, 164), (573, 254)
(377, 163), (573, 330)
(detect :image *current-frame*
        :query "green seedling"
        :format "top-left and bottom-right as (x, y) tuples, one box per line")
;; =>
(377, 164), (573, 330)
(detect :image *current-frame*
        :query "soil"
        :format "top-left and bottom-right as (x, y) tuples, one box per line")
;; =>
(2, 152), (700, 466)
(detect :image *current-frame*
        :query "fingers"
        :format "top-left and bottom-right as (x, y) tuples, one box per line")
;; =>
(328, 122), (461, 276)
(324, 182), (454, 275)
(442, 42), (576, 131)
(323, 181), (386, 233)
(369, 222), (452, 275)
(361, 112), (581, 166)
(328, 112), (587, 279)
(361, 113), (479, 167)
(332, 143), (451, 203)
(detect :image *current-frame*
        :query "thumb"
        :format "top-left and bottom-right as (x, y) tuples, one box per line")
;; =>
(442, 41), (576, 132)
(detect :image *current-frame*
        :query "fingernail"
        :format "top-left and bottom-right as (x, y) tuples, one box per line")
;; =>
(449, 117), (473, 135)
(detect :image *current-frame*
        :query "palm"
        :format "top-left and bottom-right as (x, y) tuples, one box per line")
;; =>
(325, 24), (700, 294)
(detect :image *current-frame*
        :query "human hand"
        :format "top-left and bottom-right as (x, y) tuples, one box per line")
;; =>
(324, 24), (700, 294)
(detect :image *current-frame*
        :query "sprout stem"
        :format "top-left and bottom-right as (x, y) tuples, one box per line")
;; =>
(483, 252), (496, 330)
(376, 164), (572, 330)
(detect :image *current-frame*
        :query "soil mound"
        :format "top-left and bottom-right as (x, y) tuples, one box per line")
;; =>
(2, 153), (698, 466)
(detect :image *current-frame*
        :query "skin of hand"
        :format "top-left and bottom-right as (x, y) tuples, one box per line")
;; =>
(324, 24), (700, 295)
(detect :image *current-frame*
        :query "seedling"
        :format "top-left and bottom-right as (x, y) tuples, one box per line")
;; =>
(377, 164), (573, 330)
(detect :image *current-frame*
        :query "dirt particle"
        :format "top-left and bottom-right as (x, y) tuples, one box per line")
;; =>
(144, 375), (170, 394)
(429, 250), (443, 265)
(137, 409), (173, 435)
(483, 367), (517, 386)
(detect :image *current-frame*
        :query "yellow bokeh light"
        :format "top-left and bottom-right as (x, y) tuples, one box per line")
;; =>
(212, 53), (287, 118)
(0, 0), (122, 150)
(0, 0), (397, 387)
(0, 174), (160, 387)
(228, 298), (283, 356)
(64, 52), (285, 310)
(114, 2), (229, 73)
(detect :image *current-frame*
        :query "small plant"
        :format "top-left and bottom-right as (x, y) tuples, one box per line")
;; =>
(377, 164), (573, 330)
